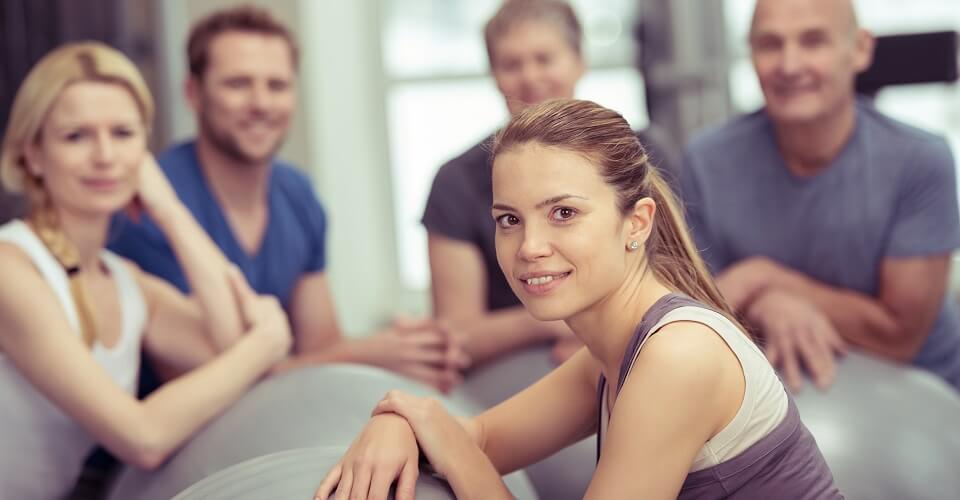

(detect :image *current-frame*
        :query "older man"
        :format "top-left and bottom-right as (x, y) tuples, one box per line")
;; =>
(680, 0), (960, 391)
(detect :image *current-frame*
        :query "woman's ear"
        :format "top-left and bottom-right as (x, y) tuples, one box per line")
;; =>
(625, 197), (656, 248)
(22, 143), (43, 178)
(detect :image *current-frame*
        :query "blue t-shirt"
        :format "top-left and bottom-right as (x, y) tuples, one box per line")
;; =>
(680, 98), (960, 388)
(110, 141), (327, 309)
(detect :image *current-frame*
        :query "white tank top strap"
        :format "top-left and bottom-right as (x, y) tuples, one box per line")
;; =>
(622, 305), (789, 472)
(0, 220), (79, 329)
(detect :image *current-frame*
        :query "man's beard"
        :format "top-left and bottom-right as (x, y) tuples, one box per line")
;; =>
(199, 111), (285, 167)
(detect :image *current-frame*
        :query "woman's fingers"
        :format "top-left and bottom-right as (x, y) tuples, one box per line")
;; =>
(314, 463), (343, 500)
(395, 460), (420, 500)
(347, 463), (372, 500)
(368, 463), (401, 500)
(332, 468), (354, 500)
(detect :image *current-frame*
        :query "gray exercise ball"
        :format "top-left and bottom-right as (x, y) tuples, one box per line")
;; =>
(173, 446), (456, 500)
(793, 352), (960, 500)
(453, 346), (596, 500)
(108, 364), (537, 500)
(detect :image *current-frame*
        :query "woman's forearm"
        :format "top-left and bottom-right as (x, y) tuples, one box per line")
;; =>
(444, 448), (513, 500)
(133, 330), (279, 466)
(151, 203), (242, 350)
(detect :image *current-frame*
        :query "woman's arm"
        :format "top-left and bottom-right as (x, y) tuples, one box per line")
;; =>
(584, 322), (744, 499)
(0, 251), (290, 469)
(315, 347), (601, 500)
(134, 266), (218, 374)
(471, 347), (600, 473)
(134, 154), (242, 350)
(428, 234), (570, 364)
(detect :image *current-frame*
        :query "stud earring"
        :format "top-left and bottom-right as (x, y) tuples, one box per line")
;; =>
(628, 240), (640, 251)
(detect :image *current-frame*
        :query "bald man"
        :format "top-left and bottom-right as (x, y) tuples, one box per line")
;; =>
(680, 0), (960, 391)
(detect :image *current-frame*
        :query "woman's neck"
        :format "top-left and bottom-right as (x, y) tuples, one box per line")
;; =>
(567, 263), (674, 386)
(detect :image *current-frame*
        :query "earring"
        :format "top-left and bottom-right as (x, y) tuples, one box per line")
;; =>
(628, 240), (640, 251)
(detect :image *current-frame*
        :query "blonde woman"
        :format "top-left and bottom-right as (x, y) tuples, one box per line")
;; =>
(317, 100), (841, 500)
(0, 42), (291, 498)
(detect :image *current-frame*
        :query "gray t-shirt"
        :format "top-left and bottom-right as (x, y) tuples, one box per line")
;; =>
(422, 128), (679, 312)
(680, 98), (960, 388)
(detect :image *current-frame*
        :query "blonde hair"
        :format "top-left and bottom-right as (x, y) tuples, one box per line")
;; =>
(492, 99), (747, 333)
(484, 0), (582, 67)
(0, 41), (154, 347)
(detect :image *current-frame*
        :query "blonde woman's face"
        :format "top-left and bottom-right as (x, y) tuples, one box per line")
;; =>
(28, 81), (146, 217)
(491, 142), (630, 321)
(491, 21), (585, 116)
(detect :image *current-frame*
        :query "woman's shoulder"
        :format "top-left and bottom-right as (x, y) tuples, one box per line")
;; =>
(644, 320), (735, 371)
(620, 320), (744, 422)
(0, 238), (38, 269)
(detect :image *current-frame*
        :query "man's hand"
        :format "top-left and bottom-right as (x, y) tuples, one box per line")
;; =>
(359, 317), (471, 393)
(747, 288), (847, 391)
(716, 256), (783, 310)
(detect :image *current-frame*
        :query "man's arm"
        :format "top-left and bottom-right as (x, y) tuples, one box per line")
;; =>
(287, 271), (344, 354)
(726, 255), (947, 362)
(725, 135), (960, 364)
(283, 272), (467, 391)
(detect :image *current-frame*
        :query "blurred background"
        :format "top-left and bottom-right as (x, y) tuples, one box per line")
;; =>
(2, 0), (958, 335)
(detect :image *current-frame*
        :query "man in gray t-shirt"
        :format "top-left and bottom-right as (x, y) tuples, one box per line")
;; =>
(680, 0), (960, 391)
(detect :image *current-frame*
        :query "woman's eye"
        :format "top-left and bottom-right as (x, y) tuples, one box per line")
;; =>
(551, 207), (577, 221)
(496, 214), (520, 228)
(65, 131), (86, 142)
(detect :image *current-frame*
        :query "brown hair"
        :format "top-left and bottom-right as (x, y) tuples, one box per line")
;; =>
(484, 0), (582, 67)
(1, 41), (153, 347)
(187, 5), (299, 79)
(492, 99), (745, 332)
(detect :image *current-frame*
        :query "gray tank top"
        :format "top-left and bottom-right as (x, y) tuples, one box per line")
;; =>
(596, 293), (843, 499)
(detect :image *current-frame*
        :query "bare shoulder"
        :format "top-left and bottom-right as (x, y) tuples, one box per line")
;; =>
(620, 320), (743, 422)
(0, 243), (47, 294)
(0, 241), (36, 268)
(642, 320), (735, 369)
(0, 243), (68, 341)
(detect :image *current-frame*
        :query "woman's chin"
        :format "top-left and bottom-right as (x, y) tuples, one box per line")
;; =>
(524, 302), (573, 322)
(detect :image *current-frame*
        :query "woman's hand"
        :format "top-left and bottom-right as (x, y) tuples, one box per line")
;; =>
(228, 268), (292, 363)
(127, 153), (181, 223)
(314, 414), (421, 500)
(372, 391), (512, 500)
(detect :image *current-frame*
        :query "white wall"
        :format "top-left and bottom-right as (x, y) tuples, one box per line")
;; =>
(157, 0), (403, 334)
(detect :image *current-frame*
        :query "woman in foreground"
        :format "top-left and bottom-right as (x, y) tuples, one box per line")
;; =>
(316, 99), (841, 499)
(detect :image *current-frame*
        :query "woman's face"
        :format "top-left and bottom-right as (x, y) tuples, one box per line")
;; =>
(491, 20), (585, 116)
(27, 81), (146, 218)
(492, 142), (632, 321)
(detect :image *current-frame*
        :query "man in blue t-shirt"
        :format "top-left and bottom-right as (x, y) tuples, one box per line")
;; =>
(680, 0), (960, 391)
(111, 6), (466, 392)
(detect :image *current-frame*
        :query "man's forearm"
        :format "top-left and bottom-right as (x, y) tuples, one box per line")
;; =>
(760, 267), (923, 362)
(452, 307), (562, 366)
